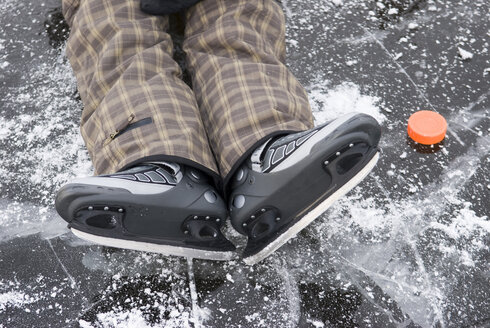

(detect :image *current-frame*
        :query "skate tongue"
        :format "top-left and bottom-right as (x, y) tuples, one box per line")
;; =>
(251, 136), (291, 173)
(251, 138), (272, 172)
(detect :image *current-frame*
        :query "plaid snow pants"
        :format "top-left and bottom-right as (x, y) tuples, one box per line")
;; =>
(62, 0), (314, 187)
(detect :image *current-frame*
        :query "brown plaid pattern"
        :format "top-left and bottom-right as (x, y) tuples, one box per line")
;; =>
(62, 0), (314, 182)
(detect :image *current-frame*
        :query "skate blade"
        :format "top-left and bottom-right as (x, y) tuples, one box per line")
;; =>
(242, 151), (380, 265)
(71, 228), (237, 261)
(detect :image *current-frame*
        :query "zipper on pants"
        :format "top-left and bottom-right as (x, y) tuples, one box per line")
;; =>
(103, 114), (153, 146)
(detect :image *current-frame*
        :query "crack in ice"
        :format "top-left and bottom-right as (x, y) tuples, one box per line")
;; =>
(276, 260), (301, 328)
(186, 258), (202, 328)
(46, 239), (79, 291)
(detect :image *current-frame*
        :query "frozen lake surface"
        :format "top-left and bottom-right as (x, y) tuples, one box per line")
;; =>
(0, 0), (488, 327)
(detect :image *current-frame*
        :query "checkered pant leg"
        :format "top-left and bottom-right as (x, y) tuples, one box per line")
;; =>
(62, 0), (219, 176)
(184, 0), (315, 180)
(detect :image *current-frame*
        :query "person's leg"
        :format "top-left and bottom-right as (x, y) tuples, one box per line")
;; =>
(183, 0), (314, 185)
(63, 0), (217, 177)
(57, 0), (235, 260)
(183, 0), (381, 264)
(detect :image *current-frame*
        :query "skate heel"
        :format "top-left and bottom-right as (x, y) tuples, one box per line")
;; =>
(73, 205), (125, 231)
(181, 214), (235, 250)
(322, 141), (371, 176)
(241, 207), (281, 240)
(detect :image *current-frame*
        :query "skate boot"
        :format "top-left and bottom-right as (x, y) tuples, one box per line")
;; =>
(56, 162), (235, 260)
(229, 113), (381, 265)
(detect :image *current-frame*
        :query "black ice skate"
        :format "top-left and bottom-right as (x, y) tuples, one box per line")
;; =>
(229, 113), (381, 265)
(56, 162), (236, 260)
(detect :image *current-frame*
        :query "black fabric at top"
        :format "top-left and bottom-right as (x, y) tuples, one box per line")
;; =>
(140, 0), (203, 15)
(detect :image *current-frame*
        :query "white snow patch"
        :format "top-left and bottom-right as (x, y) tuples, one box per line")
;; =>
(307, 81), (386, 125)
(430, 203), (489, 240)
(408, 22), (419, 30)
(393, 52), (403, 60)
(388, 8), (399, 15)
(245, 312), (260, 323)
(307, 318), (325, 327)
(79, 320), (94, 328)
(226, 273), (235, 283)
(347, 196), (391, 232)
(0, 291), (38, 311)
(345, 59), (358, 66)
(94, 309), (158, 328)
(458, 47), (474, 60)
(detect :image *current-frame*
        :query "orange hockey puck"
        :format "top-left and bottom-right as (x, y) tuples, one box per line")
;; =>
(407, 111), (447, 145)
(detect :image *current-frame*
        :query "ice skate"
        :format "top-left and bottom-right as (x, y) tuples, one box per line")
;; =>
(56, 162), (235, 260)
(229, 113), (381, 265)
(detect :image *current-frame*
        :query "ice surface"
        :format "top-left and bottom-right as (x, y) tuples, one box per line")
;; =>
(0, 0), (489, 327)
(315, 136), (489, 327)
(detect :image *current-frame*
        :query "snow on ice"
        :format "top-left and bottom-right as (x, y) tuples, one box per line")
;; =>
(458, 47), (474, 60)
(308, 81), (387, 125)
(0, 0), (489, 327)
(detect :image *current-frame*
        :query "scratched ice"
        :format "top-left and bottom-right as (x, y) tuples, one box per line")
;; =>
(0, 0), (488, 327)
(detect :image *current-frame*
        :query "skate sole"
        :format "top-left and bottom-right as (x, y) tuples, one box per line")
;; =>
(71, 228), (236, 261)
(243, 151), (379, 265)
